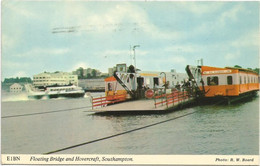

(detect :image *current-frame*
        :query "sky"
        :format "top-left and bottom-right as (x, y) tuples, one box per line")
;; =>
(1, 1), (259, 79)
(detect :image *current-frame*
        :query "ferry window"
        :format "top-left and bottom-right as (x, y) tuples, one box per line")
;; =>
(207, 76), (218, 86)
(108, 83), (112, 91)
(240, 76), (242, 84)
(146, 78), (150, 85)
(227, 76), (233, 85)
(244, 76), (247, 84)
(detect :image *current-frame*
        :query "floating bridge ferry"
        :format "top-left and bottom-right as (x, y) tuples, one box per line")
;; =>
(91, 64), (259, 114)
(91, 64), (194, 112)
(186, 65), (260, 104)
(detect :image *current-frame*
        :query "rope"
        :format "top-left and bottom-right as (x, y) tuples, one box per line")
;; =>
(1, 106), (92, 119)
(44, 110), (197, 154)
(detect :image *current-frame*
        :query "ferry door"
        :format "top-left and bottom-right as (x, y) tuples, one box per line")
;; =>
(106, 82), (115, 96)
(137, 77), (144, 89)
(130, 74), (136, 90)
(153, 77), (159, 88)
(108, 82), (112, 91)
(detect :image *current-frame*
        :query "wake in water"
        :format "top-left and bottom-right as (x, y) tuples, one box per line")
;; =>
(1, 92), (31, 102)
(1, 91), (104, 102)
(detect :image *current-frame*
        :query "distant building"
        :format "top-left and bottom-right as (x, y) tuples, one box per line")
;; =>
(78, 79), (105, 91)
(2, 77), (32, 92)
(73, 67), (102, 78)
(10, 83), (23, 93)
(33, 72), (78, 87)
(108, 67), (117, 76)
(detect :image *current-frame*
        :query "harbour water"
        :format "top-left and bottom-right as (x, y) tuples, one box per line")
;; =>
(1, 92), (259, 155)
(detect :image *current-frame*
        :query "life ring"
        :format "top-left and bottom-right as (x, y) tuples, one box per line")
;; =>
(145, 89), (154, 98)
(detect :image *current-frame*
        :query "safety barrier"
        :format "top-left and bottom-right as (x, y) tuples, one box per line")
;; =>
(92, 94), (127, 109)
(154, 90), (191, 108)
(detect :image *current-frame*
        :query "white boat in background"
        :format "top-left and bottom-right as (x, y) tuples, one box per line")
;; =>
(24, 84), (85, 99)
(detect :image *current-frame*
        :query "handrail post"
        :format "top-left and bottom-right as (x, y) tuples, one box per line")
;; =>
(100, 95), (103, 107)
(154, 96), (157, 108)
(172, 92), (174, 107)
(178, 91), (179, 104)
(91, 96), (93, 110)
(166, 94), (168, 108)
(161, 94), (163, 106)
(183, 89), (184, 102)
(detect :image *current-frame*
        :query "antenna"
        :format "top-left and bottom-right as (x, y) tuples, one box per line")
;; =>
(133, 45), (140, 71)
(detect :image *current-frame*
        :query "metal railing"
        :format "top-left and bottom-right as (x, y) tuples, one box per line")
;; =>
(92, 94), (127, 109)
(154, 90), (191, 108)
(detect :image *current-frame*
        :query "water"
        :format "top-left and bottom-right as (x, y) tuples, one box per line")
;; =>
(1, 92), (259, 155)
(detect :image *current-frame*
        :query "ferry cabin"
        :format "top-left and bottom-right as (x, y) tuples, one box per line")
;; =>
(105, 76), (128, 100)
(199, 66), (259, 97)
(104, 73), (164, 100)
(105, 70), (188, 99)
(136, 71), (187, 90)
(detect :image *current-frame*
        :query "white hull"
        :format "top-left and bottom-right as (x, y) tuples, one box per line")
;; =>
(25, 84), (85, 99)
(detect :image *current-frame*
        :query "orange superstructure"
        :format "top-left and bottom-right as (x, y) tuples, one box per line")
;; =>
(104, 76), (128, 100)
(199, 66), (259, 97)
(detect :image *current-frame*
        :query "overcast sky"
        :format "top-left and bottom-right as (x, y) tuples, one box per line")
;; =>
(1, 1), (259, 79)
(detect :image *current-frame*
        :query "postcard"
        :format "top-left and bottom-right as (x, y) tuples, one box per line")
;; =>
(1, 0), (259, 165)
